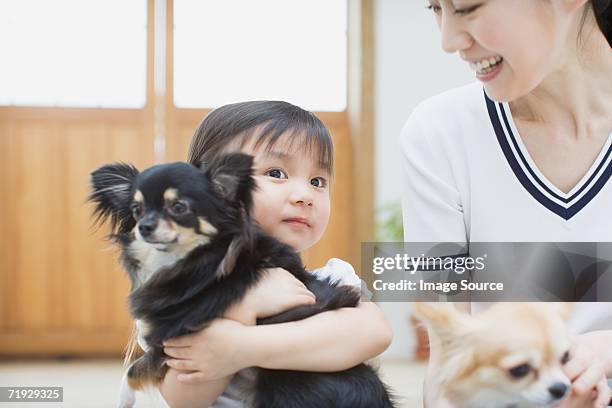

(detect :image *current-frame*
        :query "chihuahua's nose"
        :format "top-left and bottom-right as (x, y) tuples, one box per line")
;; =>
(138, 219), (158, 237)
(548, 382), (568, 399)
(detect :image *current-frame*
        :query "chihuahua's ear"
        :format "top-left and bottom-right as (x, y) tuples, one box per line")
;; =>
(89, 162), (139, 234)
(202, 153), (256, 210)
(413, 302), (473, 344)
(549, 302), (574, 321)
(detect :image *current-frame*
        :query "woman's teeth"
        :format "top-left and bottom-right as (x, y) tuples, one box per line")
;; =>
(469, 56), (503, 74)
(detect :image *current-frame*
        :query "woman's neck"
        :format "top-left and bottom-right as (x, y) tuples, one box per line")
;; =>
(510, 23), (612, 140)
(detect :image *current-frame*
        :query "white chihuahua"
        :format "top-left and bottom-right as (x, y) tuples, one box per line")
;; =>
(414, 302), (572, 408)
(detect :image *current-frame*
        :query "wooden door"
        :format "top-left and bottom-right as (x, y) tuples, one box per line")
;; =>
(0, 2), (156, 354)
(0, 0), (371, 356)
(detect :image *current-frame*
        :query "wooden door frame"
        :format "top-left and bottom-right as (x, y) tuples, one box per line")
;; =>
(348, 0), (375, 274)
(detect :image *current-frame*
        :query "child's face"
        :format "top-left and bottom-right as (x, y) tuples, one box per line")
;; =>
(241, 138), (331, 252)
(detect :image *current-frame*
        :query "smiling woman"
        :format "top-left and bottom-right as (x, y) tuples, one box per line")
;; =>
(402, 0), (612, 407)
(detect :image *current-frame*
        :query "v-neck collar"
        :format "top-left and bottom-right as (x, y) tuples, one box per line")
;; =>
(485, 90), (612, 220)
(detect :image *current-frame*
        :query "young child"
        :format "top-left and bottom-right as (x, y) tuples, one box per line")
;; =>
(152, 101), (393, 407)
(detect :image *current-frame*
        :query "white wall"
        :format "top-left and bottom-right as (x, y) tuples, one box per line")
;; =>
(373, 0), (473, 358)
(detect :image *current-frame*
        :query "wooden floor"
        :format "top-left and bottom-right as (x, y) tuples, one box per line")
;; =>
(0, 358), (426, 407)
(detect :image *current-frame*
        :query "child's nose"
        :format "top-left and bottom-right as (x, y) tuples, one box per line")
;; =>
(294, 197), (313, 206)
(290, 184), (314, 207)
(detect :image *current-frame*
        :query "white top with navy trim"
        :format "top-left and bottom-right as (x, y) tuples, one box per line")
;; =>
(400, 82), (612, 334)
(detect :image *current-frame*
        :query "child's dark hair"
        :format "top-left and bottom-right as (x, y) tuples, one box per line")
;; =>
(188, 101), (334, 174)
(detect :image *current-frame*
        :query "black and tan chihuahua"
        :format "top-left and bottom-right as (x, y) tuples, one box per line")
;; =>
(89, 153), (394, 408)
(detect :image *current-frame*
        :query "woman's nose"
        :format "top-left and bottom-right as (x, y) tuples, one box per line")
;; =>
(440, 13), (473, 53)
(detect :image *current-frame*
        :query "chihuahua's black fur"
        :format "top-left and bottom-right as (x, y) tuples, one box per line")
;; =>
(89, 153), (395, 408)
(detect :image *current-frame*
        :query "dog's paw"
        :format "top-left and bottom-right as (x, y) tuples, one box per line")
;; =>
(118, 372), (136, 408)
(117, 394), (136, 408)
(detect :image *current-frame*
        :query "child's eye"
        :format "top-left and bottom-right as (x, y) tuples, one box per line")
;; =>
(265, 168), (287, 179)
(310, 177), (327, 188)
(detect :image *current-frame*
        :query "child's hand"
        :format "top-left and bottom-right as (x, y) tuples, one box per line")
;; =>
(244, 267), (316, 319)
(558, 333), (612, 408)
(163, 318), (250, 384)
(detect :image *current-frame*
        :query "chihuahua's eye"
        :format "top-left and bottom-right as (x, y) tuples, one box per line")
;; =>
(508, 363), (531, 379)
(169, 201), (189, 216)
(130, 203), (142, 219)
(265, 169), (287, 179)
(561, 350), (570, 365)
(310, 177), (327, 188)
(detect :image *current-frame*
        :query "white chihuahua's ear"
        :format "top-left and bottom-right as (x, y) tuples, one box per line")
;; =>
(413, 302), (469, 341)
(549, 302), (574, 321)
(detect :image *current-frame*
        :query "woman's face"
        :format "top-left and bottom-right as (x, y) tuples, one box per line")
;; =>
(427, 0), (583, 101)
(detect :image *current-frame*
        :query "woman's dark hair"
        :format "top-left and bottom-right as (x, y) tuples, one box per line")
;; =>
(587, 0), (611, 47)
(187, 101), (334, 174)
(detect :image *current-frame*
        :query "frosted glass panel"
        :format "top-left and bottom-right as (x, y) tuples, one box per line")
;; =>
(173, 0), (347, 112)
(0, 0), (147, 108)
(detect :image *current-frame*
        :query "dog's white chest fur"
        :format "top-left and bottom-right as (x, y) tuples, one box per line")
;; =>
(127, 234), (210, 284)
(127, 239), (196, 284)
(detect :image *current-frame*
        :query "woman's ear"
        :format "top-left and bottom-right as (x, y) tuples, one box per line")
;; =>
(561, 0), (590, 14)
(203, 153), (256, 210)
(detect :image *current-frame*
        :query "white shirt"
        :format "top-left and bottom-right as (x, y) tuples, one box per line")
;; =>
(400, 82), (612, 334)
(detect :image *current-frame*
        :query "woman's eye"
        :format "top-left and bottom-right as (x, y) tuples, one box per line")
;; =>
(508, 363), (531, 379)
(454, 4), (480, 16)
(169, 201), (188, 215)
(311, 177), (327, 188)
(265, 169), (287, 179)
(425, 3), (441, 14)
(131, 204), (142, 219)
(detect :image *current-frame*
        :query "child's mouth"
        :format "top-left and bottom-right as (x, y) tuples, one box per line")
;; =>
(283, 218), (310, 228)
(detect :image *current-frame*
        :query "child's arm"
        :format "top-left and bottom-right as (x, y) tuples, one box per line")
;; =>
(158, 369), (232, 408)
(158, 301), (393, 407)
(158, 268), (316, 407)
(242, 301), (393, 372)
(163, 301), (393, 383)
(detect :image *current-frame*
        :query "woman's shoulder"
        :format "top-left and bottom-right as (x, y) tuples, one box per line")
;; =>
(400, 82), (488, 154)
(401, 82), (486, 138)
(412, 82), (484, 117)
